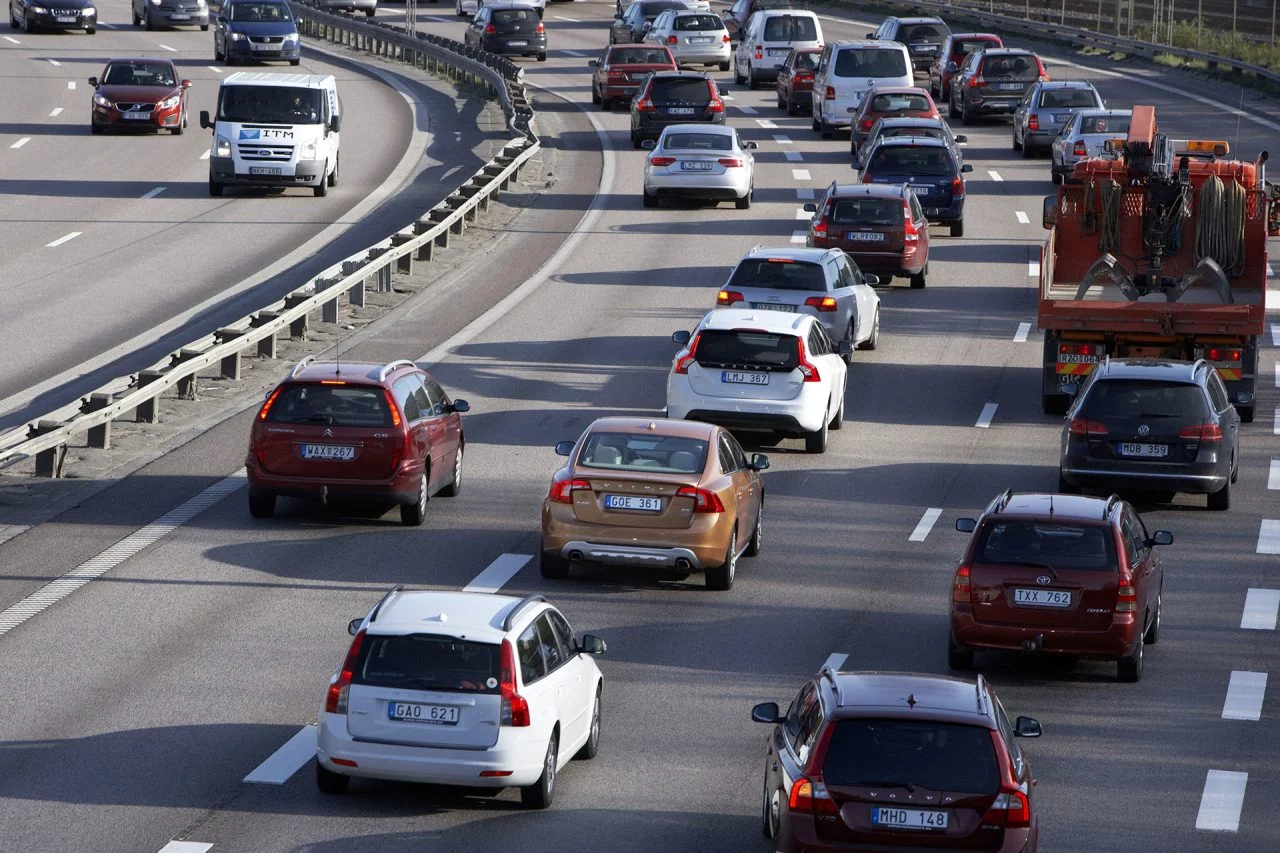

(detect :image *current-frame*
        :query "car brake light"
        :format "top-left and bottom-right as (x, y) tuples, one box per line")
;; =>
(1058, 343), (1096, 356)
(650, 156), (676, 166)
(383, 388), (402, 428)
(667, 35), (677, 44)
(675, 485), (725, 513)
(969, 75), (984, 88)
(257, 386), (283, 421)
(1073, 140), (1087, 157)
(717, 157), (742, 166)
(1068, 417), (1108, 437)
(982, 787), (1031, 827)
(484, 23), (495, 33)
(324, 629), (365, 714)
(952, 565), (970, 603)
(548, 478), (590, 504)
(804, 295), (838, 312)
(1028, 114), (1039, 131)
(796, 336), (821, 383)
(1179, 422), (1223, 441)
(860, 118), (873, 129)
(717, 289), (744, 305)
(903, 200), (919, 241)
(608, 69), (626, 78)
(1206, 347), (1242, 361)
(754, 45), (763, 60)
(674, 332), (700, 374)
(1037, 59), (1050, 81)
(722, 34), (730, 43)
(535, 21), (544, 33)
(708, 84), (724, 112)
(825, 85), (835, 99)
(1116, 573), (1138, 612)
(637, 98), (656, 112)
(812, 203), (830, 240)
(499, 639), (531, 727)
(951, 175), (964, 196)
(788, 776), (839, 816)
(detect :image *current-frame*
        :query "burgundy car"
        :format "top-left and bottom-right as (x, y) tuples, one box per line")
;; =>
(774, 47), (819, 115)
(246, 358), (469, 526)
(928, 32), (1002, 100)
(949, 490), (1171, 682)
(806, 181), (930, 288)
(90, 58), (190, 135)
(849, 86), (939, 160)
(589, 44), (676, 110)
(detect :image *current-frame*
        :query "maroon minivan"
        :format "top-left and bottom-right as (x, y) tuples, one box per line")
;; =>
(806, 181), (930, 288)
(246, 358), (469, 525)
(948, 490), (1171, 682)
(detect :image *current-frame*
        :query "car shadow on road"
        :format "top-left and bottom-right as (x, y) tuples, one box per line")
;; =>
(0, 178), (216, 199)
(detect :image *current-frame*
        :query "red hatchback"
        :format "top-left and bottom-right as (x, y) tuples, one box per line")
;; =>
(774, 48), (820, 115)
(246, 358), (469, 526)
(849, 86), (939, 160)
(806, 181), (930, 287)
(89, 57), (190, 135)
(949, 490), (1171, 682)
(589, 44), (676, 110)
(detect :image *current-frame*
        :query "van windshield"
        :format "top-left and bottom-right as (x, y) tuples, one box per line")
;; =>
(763, 15), (817, 41)
(218, 85), (324, 124)
(228, 1), (292, 22)
(833, 48), (907, 78)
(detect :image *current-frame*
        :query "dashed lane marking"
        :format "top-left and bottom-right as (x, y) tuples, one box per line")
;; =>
(1242, 589), (1280, 630)
(244, 725), (317, 784)
(1269, 459), (1280, 490)
(200, 149), (211, 160)
(784, 150), (802, 162)
(771, 134), (792, 144)
(737, 105), (758, 115)
(1196, 770), (1247, 832)
(463, 553), (532, 594)
(1222, 671), (1267, 721)
(1014, 322), (1031, 342)
(2, 36), (19, 44)
(47, 58), (61, 66)
(552, 14), (580, 21)
(790, 230), (807, 244)
(9, 137), (30, 149)
(159, 44), (177, 52)
(1274, 407), (1280, 436)
(794, 207), (811, 220)
(67, 80), (75, 90)
(1256, 520), (1280, 554)
(908, 508), (942, 542)
(755, 118), (778, 129)
(141, 187), (167, 199)
(1015, 210), (1029, 224)
(1028, 260), (1041, 277)
(208, 65), (223, 73)
(562, 49), (586, 57)
(823, 652), (848, 672)
(792, 168), (810, 181)
(975, 402), (998, 429)
(48, 107), (63, 117)
(45, 231), (82, 248)
(988, 170), (1003, 182)
(1272, 324), (1280, 347)
(157, 843), (213, 853)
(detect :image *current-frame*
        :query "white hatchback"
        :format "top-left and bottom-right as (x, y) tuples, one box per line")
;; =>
(666, 309), (850, 453)
(316, 587), (606, 809)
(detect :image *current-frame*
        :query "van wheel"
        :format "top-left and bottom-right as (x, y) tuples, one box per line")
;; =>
(314, 168), (328, 197)
(1207, 477), (1231, 511)
(1116, 640), (1143, 682)
(747, 68), (759, 89)
(316, 763), (350, 794)
(327, 154), (338, 188)
(400, 472), (428, 526)
(948, 635), (974, 670)
(248, 489), (276, 519)
(819, 118), (832, 139)
(209, 179), (224, 197)
(521, 733), (557, 809)
(705, 531), (737, 590)
(804, 416), (828, 454)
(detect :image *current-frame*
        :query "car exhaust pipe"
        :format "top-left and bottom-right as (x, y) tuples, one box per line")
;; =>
(675, 558), (691, 571)
(1021, 634), (1045, 653)
(320, 485), (328, 506)
(568, 551), (583, 563)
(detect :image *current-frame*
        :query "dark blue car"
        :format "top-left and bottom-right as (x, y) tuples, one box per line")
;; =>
(858, 136), (972, 236)
(213, 0), (301, 66)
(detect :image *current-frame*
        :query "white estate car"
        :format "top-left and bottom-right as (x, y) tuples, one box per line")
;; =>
(666, 308), (850, 453)
(316, 587), (606, 809)
(642, 123), (757, 208)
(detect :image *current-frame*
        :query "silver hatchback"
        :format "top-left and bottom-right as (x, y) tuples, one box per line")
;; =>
(1049, 108), (1132, 183)
(1012, 80), (1104, 156)
(646, 10), (731, 69)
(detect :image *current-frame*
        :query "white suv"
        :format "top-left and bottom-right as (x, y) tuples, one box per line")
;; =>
(666, 308), (849, 453)
(316, 587), (606, 809)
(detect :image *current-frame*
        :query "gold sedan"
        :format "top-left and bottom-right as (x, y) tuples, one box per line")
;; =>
(540, 417), (768, 590)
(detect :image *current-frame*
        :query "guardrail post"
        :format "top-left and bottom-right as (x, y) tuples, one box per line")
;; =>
(413, 220), (436, 260)
(251, 311), (279, 359)
(286, 293), (309, 340)
(341, 261), (365, 309)
(174, 348), (202, 400)
(216, 328), (245, 380)
(30, 420), (66, 478)
(136, 369), (164, 423)
(391, 232), (415, 273)
(315, 277), (341, 324)
(429, 209), (451, 249)
(365, 248), (390, 294)
(85, 392), (112, 449)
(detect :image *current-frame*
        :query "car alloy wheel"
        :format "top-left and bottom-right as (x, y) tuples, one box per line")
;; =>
(576, 688), (601, 759)
(440, 443), (463, 497)
(745, 500), (763, 556)
(400, 471), (428, 526)
(521, 733), (557, 809)
(706, 530), (736, 590)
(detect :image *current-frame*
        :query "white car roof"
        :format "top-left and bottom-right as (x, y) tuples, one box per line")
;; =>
(741, 246), (834, 263)
(661, 123), (734, 135)
(222, 72), (335, 89)
(366, 590), (542, 642)
(699, 307), (815, 335)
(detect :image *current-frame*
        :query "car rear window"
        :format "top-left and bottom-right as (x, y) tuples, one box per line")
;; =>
(981, 52), (1038, 79)
(695, 329), (799, 371)
(793, 51), (819, 70)
(976, 520), (1117, 571)
(642, 0), (685, 17)
(1084, 379), (1209, 419)
(728, 258), (827, 291)
(834, 47), (907, 78)
(674, 13), (722, 30)
(649, 77), (712, 102)
(830, 197), (900, 225)
(953, 37), (999, 56)
(881, 126), (944, 141)
(866, 145), (954, 176)
(1040, 88), (1101, 109)
(612, 47), (670, 64)
(899, 23), (945, 43)
(663, 131), (732, 150)
(228, 1), (292, 22)
(869, 93), (932, 113)
(1080, 115), (1130, 134)
(763, 15), (818, 41)
(578, 431), (709, 473)
(493, 8), (537, 24)
(823, 719), (1000, 794)
(354, 635), (500, 694)
(268, 383), (393, 428)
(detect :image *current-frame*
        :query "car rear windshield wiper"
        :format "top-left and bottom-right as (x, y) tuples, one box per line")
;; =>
(1009, 559), (1059, 580)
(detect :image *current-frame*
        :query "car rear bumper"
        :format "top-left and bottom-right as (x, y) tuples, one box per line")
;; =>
(671, 45), (731, 64)
(952, 609), (1140, 658)
(600, 83), (642, 99)
(644, 171), (750, 199)
(920, 198), (964, 223)
(843, 248), (925, 276)
(1024, 129), (1059, 148)
(481, 36), (548, 55)
(778, 816), (1034, 853)
(1060, 460), (1228, 494)
(541, 503), (730, 569)
(969, 96), (1019, 113)
(634, 113), (725, 139)
(245, 456), (423, 503)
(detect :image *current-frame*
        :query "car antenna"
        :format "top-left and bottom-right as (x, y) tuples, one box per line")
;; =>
(1049, 494), (1054, 515)
(333, 327), (342, 377)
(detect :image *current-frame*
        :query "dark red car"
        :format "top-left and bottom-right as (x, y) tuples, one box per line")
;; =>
(806, 181), (930, 287)
(752, 668), (1043, 853)
(774, 47), (819, 115)
(89, 57), (190, 135)
(928, 32), (1002, 101)
(849, 86), (939, 159)
(949, 490), (1172, 682)
(589, 44), (676, 110)
(246, 358), (469, 526)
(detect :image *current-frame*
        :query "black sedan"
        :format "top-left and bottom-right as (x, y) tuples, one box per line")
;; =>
(464, 4), (546, 61)
(9, 0), (96, 32)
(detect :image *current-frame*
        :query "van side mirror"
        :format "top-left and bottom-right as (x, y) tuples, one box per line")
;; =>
(554, 440), (575, 457)
(199, 109), (213, 129)
(347, 618), (362, 635)
(641, 138), (656, 149)
(448, 399), (470, 413)
(802, 202), (817, 212)
(672, 330), (691, 345)
(578, 634), (607, 655)
(1149, 530), (1174, 547)
(1042, 194), (1059, 230)
(750, 453), (769, 471)
(954, 134), (967, 143)
(88, 76), (98, 87)
(181, 79), (192, 89)
(960, 163), (973, 173)
(955, 518), (977, 533)
(1236, 391), (1255, 406)
(1014, 716), (1042, 738)
(751, 701), (781, 724)
(329, 113), (342, 133)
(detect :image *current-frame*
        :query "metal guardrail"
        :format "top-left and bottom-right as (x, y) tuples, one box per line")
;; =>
(0, 3), (540, 477)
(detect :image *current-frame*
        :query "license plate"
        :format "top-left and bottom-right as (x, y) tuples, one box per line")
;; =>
(121, 111), (148, 120)
(171, 13), (190, 19)
(751, 302), (795, 312)
(250, 166), (282, 176)
(507, 40), (528, 46)
(388, 702), (460, 725)
(1058, 354), (1098, 364)
(1120, 442), (1168, 458)
(300, 443), (354, 460)
(872, 808), (949, 830)
(998, 82), (1024, 91)
(768, 48), (788, 56)
(924, 207), (942, 216)
(1014, 588), (1073, 608)
(1055, 113), (1071, 124)
(250, 42), (276, 50)
(846, 231), (885, 242)
(690, 36), (714, 43)
(667, 107), (696, 115)
(911, 44), (933, 53)
(722, 370), (769, 384)
(680, 160), (713, 170)
(55, 14), (77, 21)
(603, 494), (663, 511)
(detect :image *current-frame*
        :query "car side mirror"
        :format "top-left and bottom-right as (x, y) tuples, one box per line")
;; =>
(751, 701), (781, 724)
(863, 273), (880, 286)
(578, 634), (607, 655)
(945, 61), (957, 72)
(672, 330), (691, 345)
(88, 76), (98, 86)
(199, 109), (213, 130)
(181, 79), (192, 89)
(448, 398), (470, 413)
(865, 31), (875, 38)
(1014, 716), (1042, 738)
(836, 340), (853, 357)
(329, 114), (342, 133)
(1149, 530), (1174, 547)
(216, 14), (226, 23)
(554, 440), (575, 457)
(744, 140), (758, 150)
(1042, 194), (1059, 230)
(955, 517), (977, 533)
(750, 453), (770, 471)
(719, 85), (730, 93)
(588, 59), (598, 67)
(802, 202), (817, 212)
(641, 138), (656, 149)
(954, 134), (967, 143)
(1236, 391), (1255, 405)
(960, 163), (974, 173)
(347, 618), (362, 636)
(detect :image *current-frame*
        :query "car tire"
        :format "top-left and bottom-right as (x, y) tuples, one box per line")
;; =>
(91, 121), (104, 135)
(327, 154), (339, 188)
(733, 63), (744, 85)
(735, 188), (751, 210)
(521, 733), (557, 809)
(947, 93), (957, 119)
(1116, 640), (1143, 683)
(786, 95), (798, 116)
(289, 58), (300, 66)
(438, 442), (463, 497)
(200, 23), (208, 30)
(315, 762), (350, 794)
(538, 52), (547, 61)
(909, 266), (926, 289)
(1021, 136), (1034, 158)
(400, 471), (428, 526)
(776, 91), (785, 110)
(859, 309), (879, 350)
(214, 39), (223, 60)
(947, 635), (974, 670)
(960, 97), (974, 125)
(744, 500), (763, 557)
(132, 4), (141, 25)
(591, 84), (600, 105)
(1238, 404), (1255, 423)
(1056, 470), (1078, 494)
(226, 54), (237, 67)
(804, 416), (828, 454)
(705, 530), (737, 590)
(1207, 477), (1231, 511)
(24, 12), (34, 32)
(950, 218), (964, 237)
(539, 544), (570, 579)
(1043, 393), (1069, 415)
(209, 179), (224, 197)
(819, 118), (832, 139)
(747, 68), (758, 89)
(1012, 130), (1022, 151)
(631, 131), (644, 150)
(145, 8), (154, 29)
(719, 60), (729, 71)
(642, 189), (657, 208)
(170, 122), (182, 135)
(248, 489), (276, 518)
(576, 688), (601, 759)
(829, 394), (844, 430)
(364, 7), (374, 14)
(1052, 169), (1063, 185)
(1144, 590), (1162, 645)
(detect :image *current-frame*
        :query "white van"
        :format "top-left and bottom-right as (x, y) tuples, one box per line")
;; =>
(200, 72), (342, 198)
(732, 9), (822, 88)
(810, 40), (911, 138)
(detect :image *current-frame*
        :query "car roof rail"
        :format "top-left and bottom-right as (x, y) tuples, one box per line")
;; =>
(289, 355), (315, 378)
(501, 594), (548, 632)
(975, 673), (990, 714)
(1102, 493), (1122, 519)
(991, 488), (1014, 514)
(819, 665), (845, 705)
(377, 359), (418, 382)
(1190, 357), (1209, 376)
(369, 584), (405, 623)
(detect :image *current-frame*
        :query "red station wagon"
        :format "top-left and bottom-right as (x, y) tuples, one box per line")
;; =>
(806, 181), (930, 288)
(589, 43), (677, 110)
(848, 86), (939, 159)
(246, 357), (469, 525)
(948, 490), (1171, 682)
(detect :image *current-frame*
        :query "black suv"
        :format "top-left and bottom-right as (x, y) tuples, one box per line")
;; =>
(1059, 358), (1242, 510)
(751, 668), (1042, 852)
(867, 15), (950, 74)
(629, 70), (725, 147)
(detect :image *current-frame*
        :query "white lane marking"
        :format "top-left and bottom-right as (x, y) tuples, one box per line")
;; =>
(45, 231), (82, 248)
(823, 652), (848, 672)
(141, 187), (168, 199)
(47, 58), (61, 67)
(721, 94), (734, 101)
(10, 137), (30, 149)
(552, 14), (580, 21)
(0, 524), (31, 548)
(771, 134), (792, 144)
(1269, 263), (1275, 278)
(200, 149), (211, 160)
(1269, 459), (1280, 490)
(1015, 210), (1030, 225)
(1014, 322), (1031, 342)
(790, 230), (807, 244)
(1275, 362), (1280, 388)
(1272, 324), (1280, 347)
(784, 150), (802, 162)
(1028, 260), (1041, 277)
(988, 169), (1003, 182)
(1222, 671), (1268, 721)
(794, 207), (811, 220)
(1274, 407), (1280, 436)
(737, 105), (758, 115)
(0, 473), (245, 635)
(562, 49), (586, 57)
(157, 843), (214, 853)
(796, 187), (814, 201)
(1256, 520), (1280, 554)
(1242, 589), (1280, 630)
(244, 725), (317, 784)
(1196, 770), (1247, 832)
(67, 81), (76, 90)
(2, 35), (19, 44)
(792, 168), (811, 181)
(908, 508), (943, 542)
(48, 107), (63, 117)
(159, 43), (178, 52)
(975, 402), (998, 429)
(208, 65), (223, 73)
(756, 118), (778, 129)
(463, 553), (532, 594)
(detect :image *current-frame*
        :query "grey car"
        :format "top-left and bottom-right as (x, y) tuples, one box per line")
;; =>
(1013, 80), (1104, 156)
(1050, 108), (1132, 183)
(855, 115), (965, 166)
(646, 9), (730, 69)
(949, 47), (1045, 123)
(131, 0), (209, 29)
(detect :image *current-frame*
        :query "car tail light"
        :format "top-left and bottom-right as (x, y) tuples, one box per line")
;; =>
(649, 156), (676, 166)
(1068, 417), (1108, 437)
(982, 787), (1032, 827)
(499, 638), (531, 727)
(717, 289), (744, 305)
(804, 295), (838, 312)
(951, 175), (964, 196)
(708, 84), (724, 112)
(1206, 347), (1242, 361)
(608, 69), (626, 79)
(636, 97), (656, 112)
(796, 336), (821, 382)
(717, 157), (742, 167)
(484, 23), (495, 33)
(666, 35), (677, 44)
(324, 629), (365, 714)
(1073, 140), (1087, 157)
(811, 203), (830, 240)
(903, 200), (919, 241)
(796, 70), (813, 80)
(1028, 114), (1039, 131)
(674, 332), (701, 374)
(968, 74), (984, 88)
(1179, 422), (1223, 441)
(1116, 574), (1138, 612)
(754, 44), (763, 60)
(788, 776), (839, 816)
(861, 118), (874, 129)
(383, 388), (403, 428)
(952, 565), (971, 603)
(675, 485), (725, 513)
(722, 34), (730, 43)
(825, 85), (835, 99)
(1037, 58), (1050, 81)
(548, 478), (590, 504)
(257, 386), (283, 421)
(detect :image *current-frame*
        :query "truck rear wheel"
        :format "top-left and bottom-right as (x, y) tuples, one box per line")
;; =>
(1237, 404), (1254, 423)
(1043, 394), (1069, 415)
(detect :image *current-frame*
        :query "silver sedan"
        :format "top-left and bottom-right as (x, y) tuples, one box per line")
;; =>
(1050, 108), (1132, 183)
(642, 124), (757, 208)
